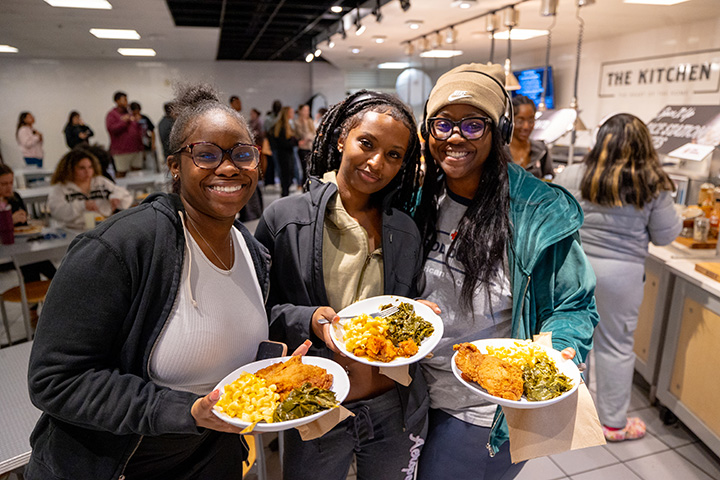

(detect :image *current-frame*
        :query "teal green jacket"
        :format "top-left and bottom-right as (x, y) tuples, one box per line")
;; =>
(487, 163), (599, 455)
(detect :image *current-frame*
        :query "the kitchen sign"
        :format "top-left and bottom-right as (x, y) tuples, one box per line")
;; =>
(598, 49), (720, 99)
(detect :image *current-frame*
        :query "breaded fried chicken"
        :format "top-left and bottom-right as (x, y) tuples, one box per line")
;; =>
(255, 355), (334, 400)
(354, 335), (420, 362)
(454, 343), (524, 401)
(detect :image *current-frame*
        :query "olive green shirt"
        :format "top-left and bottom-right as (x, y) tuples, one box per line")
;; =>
(321, 171), (384, 312)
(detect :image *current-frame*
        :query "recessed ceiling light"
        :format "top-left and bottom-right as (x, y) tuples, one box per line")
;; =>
(0, 45), (19, 53)
(624, 0), (689, 4)
(493, 29), (549, 40)
(452, 0), (477, 8)
(117, 48), (156, 57)
(373, 36), (386, 44)
(330, 5), (343, 13)
(378, 62), (410, 69)
(90, 28), (140, 40)
(406, 20), (423, 30)
(44, 0), (112, 9)
(419, 49), (463, 58)
(350, 47), (362, 54)
(305, 52), (315, 63)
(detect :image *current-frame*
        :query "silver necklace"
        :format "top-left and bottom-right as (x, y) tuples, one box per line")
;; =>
(187, 216), (233, 270)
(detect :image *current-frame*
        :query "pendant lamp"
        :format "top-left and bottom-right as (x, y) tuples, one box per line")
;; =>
(567, 0), (593, 164)
(537, 0), (557, 111)
(503, 8), (520, 91)
(486, 13), (498, 64)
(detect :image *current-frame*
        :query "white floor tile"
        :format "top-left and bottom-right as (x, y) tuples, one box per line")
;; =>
(570, 463), (642, 480)
(513, 456), (568, 480)
(603, 429), (670, 462)
(627, 383), (653, 413)
(625, 450), (715, 480)
(550, 445), (619, 476)
(631, 406), (696, 449)
(675, 443), (720, 480)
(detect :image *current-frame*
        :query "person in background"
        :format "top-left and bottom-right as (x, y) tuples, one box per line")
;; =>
(16, 112), (44, 168)
(554, 113), (681, 442)
(63, 111), (94, 149)
(158, 102), (176, 161)
(105, 91), (143, 178)
(239, 108), (265, 222)
(270, 106), (297, 197)
(75, 144), (116, 182)
(294, 103), (315, 188)
(263, 100), (283, 187)
(256, 90), (428, 480)
(229, 95), (242, 115)
(48, 149), (132, 230)
(0, 163), (57, 324)
(413, 63), (598, 479)
(25, 82), (299, 480)
(315, 107), (328, 129)
(130, 102), (156, 171)
(508, 95), (553, 180)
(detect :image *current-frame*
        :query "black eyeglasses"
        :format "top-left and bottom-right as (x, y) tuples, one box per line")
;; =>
(173, 142), (260, 170)
(427, 116), (492, 141)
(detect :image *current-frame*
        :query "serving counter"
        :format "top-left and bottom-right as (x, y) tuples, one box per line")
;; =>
(635, 243), (720, 457)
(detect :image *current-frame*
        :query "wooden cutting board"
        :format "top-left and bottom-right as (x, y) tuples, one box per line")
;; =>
(695, 262), (720, 282)
(675, 236), (718, 249)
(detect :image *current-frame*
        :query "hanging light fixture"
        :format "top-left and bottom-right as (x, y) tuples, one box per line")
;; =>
(537, 0), (557, 111)
(404, 41), (415, 56)
(445, 26), (457, 44)
(503, 7), (520, 90)
(486, 13), (498, 63)
(338, 19), (347, 40)
(327, 36), (335, 49)
(431, 31), (443, 49)
(420, 36), (430, 53)
(567, 0), (594, 164)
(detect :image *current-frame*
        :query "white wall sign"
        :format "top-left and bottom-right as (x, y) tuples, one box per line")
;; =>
(598, 49), (720, 99)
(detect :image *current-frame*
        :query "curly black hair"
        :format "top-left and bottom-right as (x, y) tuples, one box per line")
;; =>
(308, 90), (422, 214)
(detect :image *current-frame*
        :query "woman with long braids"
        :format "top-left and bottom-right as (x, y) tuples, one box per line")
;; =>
(555, 114), (680, 442)
(413, 63), (599, 479)
(255, 90), (429, 480)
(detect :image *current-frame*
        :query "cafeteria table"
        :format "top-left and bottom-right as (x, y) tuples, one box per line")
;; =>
(0, 228), (76, 341)
(0, 341), (41, 476)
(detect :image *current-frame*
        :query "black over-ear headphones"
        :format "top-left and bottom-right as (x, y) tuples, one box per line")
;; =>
(421, 70), (514, 145)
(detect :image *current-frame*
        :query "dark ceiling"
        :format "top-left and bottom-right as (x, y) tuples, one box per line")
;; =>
(166, 0), (362, 62)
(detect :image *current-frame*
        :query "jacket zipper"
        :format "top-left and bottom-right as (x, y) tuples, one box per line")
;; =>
(353, 253), (373, 303)
(487, 274), (531, 456)
(118, 435), (144, 479)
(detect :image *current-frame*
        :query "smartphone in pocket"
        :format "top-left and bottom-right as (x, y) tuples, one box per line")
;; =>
(255, 340), (288, 361)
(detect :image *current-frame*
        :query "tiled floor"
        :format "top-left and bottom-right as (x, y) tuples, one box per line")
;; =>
(4, 182), (720, 480)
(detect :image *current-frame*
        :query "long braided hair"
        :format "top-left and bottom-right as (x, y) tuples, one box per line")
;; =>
(308, 90), (423, 214)
(415, 122), (512, 312)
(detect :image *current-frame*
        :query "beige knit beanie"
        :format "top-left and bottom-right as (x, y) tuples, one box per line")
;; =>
(425, 63), (507, 127)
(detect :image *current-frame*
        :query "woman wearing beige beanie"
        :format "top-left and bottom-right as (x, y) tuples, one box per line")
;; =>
(414, 63), (599, 479)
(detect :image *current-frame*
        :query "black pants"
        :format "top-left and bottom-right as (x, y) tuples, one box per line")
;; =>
(276, 148), (295, 197)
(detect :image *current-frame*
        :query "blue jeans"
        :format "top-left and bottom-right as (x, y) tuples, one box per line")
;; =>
(24, 157), (43, 168)
(282, 388), (428, 480)
(417, 409), (525, 480)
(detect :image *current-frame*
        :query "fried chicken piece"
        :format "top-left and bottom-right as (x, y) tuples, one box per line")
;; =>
(453, 343), (524, 401)
(354, 335), (419, 362)
(255, 355), (334, 400)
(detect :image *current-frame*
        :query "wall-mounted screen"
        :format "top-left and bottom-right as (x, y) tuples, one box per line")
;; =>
(513, 66), (554, 110)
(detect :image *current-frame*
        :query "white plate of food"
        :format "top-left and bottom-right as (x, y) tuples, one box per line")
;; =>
(212, 355), (350, 432)
(451, 338), (581, 409)
(13, 224), (43, 236)
(330, 295), (443, 367)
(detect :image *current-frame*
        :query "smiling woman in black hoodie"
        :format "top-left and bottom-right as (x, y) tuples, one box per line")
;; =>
(25, 83), (289, 480)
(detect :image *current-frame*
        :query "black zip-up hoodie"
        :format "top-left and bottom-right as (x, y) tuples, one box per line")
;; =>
(26, 193), (270, 480)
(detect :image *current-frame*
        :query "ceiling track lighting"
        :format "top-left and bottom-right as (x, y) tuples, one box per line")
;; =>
(373, 0), (383, 22)
(399, 0), (411, 12)
(327, 36), (335, 48)
(330, 5), (343, 14)
(338, 19), (347, 40)
(305, 52), (315, 63)
(404, 42), (415, 56)
(354, 6), (366, 36)
(431, 31), (443, 49)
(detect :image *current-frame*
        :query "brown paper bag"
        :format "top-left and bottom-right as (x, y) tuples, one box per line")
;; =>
(502, 333), (605, 463)
(296, 406), (354, 441)
(379, 365), (412, 386)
